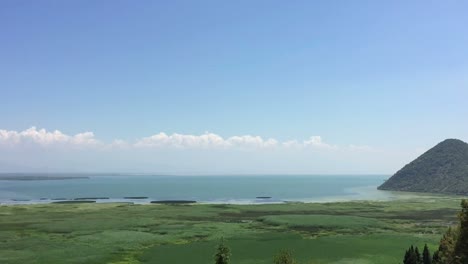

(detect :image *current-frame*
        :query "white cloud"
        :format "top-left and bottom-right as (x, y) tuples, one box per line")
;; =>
(281, 136), (337, 150)
(0, 127), (100, 147)
(303, 136), (337, 149)
(134, 132), (278, 149)
(135, 132), (226, 148)
(226, 135), (278, 149)
(0, 127), (372, 154)
(0, 127), (386, 173)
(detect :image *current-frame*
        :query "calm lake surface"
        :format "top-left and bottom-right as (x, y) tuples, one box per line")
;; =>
(0, 175), (397, 204)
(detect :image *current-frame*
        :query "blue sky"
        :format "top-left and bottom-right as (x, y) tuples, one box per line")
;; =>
(1, 1), (467, 173)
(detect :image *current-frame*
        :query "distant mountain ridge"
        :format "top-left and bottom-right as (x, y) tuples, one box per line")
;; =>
(378, 139), (468, 195)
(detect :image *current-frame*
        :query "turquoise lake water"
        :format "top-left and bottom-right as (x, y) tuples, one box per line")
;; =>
(0, 175), (397, 204)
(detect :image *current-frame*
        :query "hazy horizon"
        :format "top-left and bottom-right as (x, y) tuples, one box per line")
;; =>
(0, 172), (390, 176)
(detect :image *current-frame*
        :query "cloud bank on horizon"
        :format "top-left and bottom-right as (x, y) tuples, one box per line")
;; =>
(0, 127), (357, 150)
(0, 127), (420, 175)
(0, 127), (100, 147)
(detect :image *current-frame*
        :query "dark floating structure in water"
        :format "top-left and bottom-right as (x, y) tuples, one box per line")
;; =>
(256, 196), (272, 199)
(51, 198), (67, 200)
(11, 199), (31, 202)
(52, 200), (96, 204)
(0, 174), (89, 181)
(150, 200), (197, 204)
(124, 196), (148, 199)
(74, 197), (109, 200)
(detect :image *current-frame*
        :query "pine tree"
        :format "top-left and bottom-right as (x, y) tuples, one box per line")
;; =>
(423, 200), (468, 264)
(453, 199), (468, 263)
(415, 246), (422, 264)
(432, 250), (440, 264)
(403, 245), (426, 264)
(214, 238), (231, 264)
(436, 226), (458, 263)
(406, 246), (414, 264)
(403, 245), (418, 264)
(422, 244), (431, 264)
(404, 249), (410, 264)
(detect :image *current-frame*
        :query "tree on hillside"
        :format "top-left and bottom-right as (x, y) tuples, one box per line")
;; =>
(417, 199), (468, 264)
(403, 245), (422, 264)
(274, 249), (297, 264)
(432, 250), (441, 264)
(453, 199), (468, 263)
(422, 244), (431, 264)
(415, 246), (422, 264)
(432, 227), (458, 264)
(214, 238), (231, 264)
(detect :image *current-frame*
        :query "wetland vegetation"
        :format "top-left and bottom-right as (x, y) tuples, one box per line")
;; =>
(0, 195), (465, 264)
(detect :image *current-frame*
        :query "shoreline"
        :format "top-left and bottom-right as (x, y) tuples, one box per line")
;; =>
(1, 191), (465, 206)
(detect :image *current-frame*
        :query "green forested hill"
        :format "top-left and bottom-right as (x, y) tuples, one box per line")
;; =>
(378, 139), (468, 195)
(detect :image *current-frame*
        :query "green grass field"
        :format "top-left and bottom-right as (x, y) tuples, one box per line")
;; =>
(0, 195), (464, 264)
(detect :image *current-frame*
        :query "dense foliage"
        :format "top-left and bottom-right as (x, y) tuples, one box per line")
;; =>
(403, 199), (468, 264)
(378, 139), (468, 195)
(432, 227), (458, 264)
(403, 245), (422, 264)
(423, 244), (432, 264)
(454, 200), (468, 263)
(402, 244), (431, 264)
